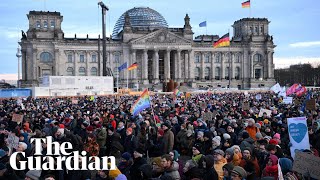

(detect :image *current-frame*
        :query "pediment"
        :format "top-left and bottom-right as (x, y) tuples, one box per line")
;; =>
(130, 29), (192, 44)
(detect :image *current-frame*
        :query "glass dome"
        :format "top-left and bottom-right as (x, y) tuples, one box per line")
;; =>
(112, 7), (168, 39)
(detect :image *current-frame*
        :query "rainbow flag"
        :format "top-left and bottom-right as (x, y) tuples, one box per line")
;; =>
(130, 89), (151, 116)
(173, 89), (183, 97)
(213, 33), (230, 48)
(242, 0), (250, 8)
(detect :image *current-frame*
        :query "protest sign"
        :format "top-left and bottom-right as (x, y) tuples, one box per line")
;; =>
(287, 117), (310, 159)
(306, 99), (316, 110)
(7, 133), (19, 149)
(255, 94), (262, 100)
(12, 113), (23, 123)
(292, 151), (320, 179)
(72, 99), (78, 104)
(242, 102), (250, 110)
(203, 112), (213, 122)
(258, 108), (272, 117)
(282, 97), (293, 104)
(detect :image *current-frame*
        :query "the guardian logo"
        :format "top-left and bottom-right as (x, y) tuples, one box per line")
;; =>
(10, 137), (116, 170)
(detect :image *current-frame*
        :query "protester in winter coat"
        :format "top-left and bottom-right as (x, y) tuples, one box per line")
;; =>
(239, 147), (260, 180)
(162, 123), (174, 154)
(83, 133), (100, 157)
(245, 118), (260, 141)
(239, 132), (255, 152)
(222, 163), (234, 180)
(160, 154), (180, 180)
(202, 155), (219, 180)
(262, 154), (278, 180)
(129, 148), (147, 180)
(182, 159), (203, 180)
(225, 148), (241, 166)
(149, 128), (166, 157)
(213, 149), (227, 180)
(230, 166), (247, 180)
(124, 128), (137, 154)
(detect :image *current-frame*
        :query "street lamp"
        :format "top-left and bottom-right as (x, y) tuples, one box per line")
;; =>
(16, 47), (22, 87)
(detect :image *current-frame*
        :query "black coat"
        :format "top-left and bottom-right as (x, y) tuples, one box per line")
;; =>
(129, 157), (147, 180)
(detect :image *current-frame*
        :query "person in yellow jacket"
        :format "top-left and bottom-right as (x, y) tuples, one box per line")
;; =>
(213, 149), (227, 180)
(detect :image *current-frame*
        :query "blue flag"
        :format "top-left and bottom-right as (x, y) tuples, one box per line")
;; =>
(301, 91), (311, 112)
(118, 62), (127, 72)
(199, 21), (207, 27)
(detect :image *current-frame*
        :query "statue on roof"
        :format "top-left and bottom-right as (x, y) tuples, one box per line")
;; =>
(21, 30), (27, 39)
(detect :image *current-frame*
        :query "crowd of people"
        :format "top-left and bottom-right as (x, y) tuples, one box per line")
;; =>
(0, 90), (319, 180)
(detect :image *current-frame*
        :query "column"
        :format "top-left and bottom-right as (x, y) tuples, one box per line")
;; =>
(74, 51), (77, 76)
(251, 53), (254, 78)
(32, 49), (37, 80)
(143, 49), (148, 83)
(221, 53), (225, 79)
(184, 51), (189, 80)
(243, 50), (249, 79)
(86, 51), (90, 76)
(188, 50), (194, 81)
(54, 49), (60, 76)
(231, 53), (235, 80)
(201, 52), (205, 80)
(153, 49), (159, 83)
(267, 51), (272, 79)
(131, 50), (137, 80)
(164, 49), (171, 81)
(177, 50), (181, 81)
(211, 52), (215, 80)
(21, 49), (26, 80)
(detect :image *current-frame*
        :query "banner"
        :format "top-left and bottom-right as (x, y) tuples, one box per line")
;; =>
(270, 83), (281, 93)
(292, 151), (320, 179)
(287, 117), (310, 159)
(282, 97), (293, 104)
(258, 108), (272, 117)
(12, 114), (24, 123)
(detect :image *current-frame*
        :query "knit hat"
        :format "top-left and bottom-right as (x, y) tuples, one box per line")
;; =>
(197, 131), (204, 138)
(0, 149), (6, 158)
(243, 147), (252, 155)
(126, 127), (133, 134)
(212, 136), (221, 146)
(86, 126), (93, 132)
(264, 119), (269, 124)
(158, 129), (164, 136)
(223, 163), (234, 172)
(231, 145), (241, 152)
(269, 139), (278, 145)
(109, 166), (121, 178)
(247, 118), (255, 124)
(173, 150), (180, 161)
(193, 143), (202, 152)
(121, 152), (131, 161)
(223, 133), (231, 140)
(273, 133), (281, 140)
(152, 157), (162, 167)
(255, 123), (261, 129)
(242, 131), (249, 139)
(26, 170), (42, 180)
(161, 122), (171, 129)
(214, 149), (225, 156)
(59, 124), (65, 129)
(134, 148), (144, 155)
(256, 132), (263, 139)
(115, 174), (127, 180)
(225, 148), (234, 156)
(232, 166), (247, 178)
(57, 128), (64, 135)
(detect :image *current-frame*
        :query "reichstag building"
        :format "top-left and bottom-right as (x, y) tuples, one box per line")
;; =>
(19, 7), (276, 89)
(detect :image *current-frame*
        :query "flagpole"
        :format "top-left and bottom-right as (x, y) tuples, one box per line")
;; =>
(127, 68), (129, 90)
(147, 88), (157, 123)
(250, 0), (252, 17)
(205, 19), (207, 35)
(228, 29), (231, 89)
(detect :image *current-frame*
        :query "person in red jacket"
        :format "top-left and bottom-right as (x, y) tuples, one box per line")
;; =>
(262, 154), (278, 180)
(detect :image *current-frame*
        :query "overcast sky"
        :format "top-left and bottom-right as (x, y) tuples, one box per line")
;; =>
(0, 0), (320, 79)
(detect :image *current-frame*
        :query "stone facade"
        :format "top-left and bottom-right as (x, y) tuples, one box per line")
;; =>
(19, 9), (276, 89)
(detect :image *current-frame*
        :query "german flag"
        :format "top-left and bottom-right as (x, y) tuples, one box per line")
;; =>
(128, 62), (138, 70)
(242, 0), (250, 8)
(213, 33), (230, 48)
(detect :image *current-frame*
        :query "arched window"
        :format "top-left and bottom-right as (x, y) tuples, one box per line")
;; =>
(66, 67), (74, 76)
(80, 54), (85, 63)
(225, 67), (230, 80)
(40, 52), (53, 62)
(79, 67), (86, 76)
(205, 54), (210, 63)
(50, 21), (55, 28)
(215, 53), (221, 63)
(44, 21), (48, 28)
(255, 27), (258, 34)
(235, 54), (241, 63)
(91, 67), (98, 76)
(215, 67), (221, 80)
(67, 54), (73, 63)
(114, 53), (120, 63)
(194, 67), (200, 80)
(225, 53), (231, 63)
(250, 27), (253, 34)
(254, 54), (262, 62)
(195, 54), (200, 63)
(36, 21), (41, 28)
(235, 67), (240, 80)
(92, 54), (97, 62)
(204, 67), (210, 80)
(260, 26), (264, 34)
